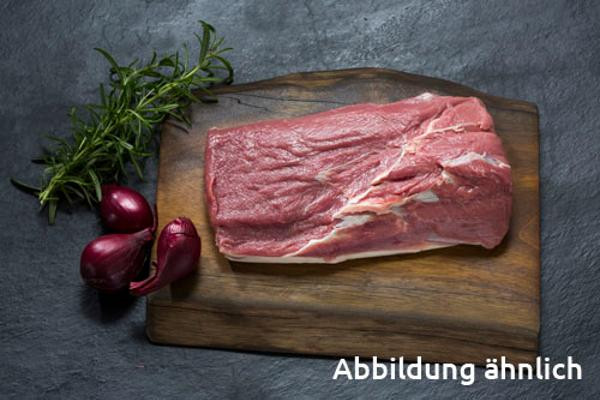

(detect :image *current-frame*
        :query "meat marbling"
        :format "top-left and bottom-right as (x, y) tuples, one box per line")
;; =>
(205, 93), (512, 263)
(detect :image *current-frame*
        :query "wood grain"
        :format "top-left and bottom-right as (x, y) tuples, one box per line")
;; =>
(147, 68), (540, 365)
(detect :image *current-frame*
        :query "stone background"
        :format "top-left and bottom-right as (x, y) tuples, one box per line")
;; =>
(1, 0), (599, 398)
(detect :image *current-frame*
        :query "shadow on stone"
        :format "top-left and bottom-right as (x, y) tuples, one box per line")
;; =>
(130, 321), (149, 344)
(79, 285), (139, 324)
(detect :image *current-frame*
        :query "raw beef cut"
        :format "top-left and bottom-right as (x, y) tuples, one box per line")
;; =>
(204, 93), (512, 263)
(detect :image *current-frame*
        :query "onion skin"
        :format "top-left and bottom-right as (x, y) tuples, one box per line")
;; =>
(130, 217), (201, 296)
(100, 184), (154, 233)
(80, 228), (153, 292)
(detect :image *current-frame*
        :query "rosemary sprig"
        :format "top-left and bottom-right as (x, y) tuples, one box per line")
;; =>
(12, 20), (233, 224)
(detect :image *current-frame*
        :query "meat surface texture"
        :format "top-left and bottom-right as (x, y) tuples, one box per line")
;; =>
(205, 93), (512, 263)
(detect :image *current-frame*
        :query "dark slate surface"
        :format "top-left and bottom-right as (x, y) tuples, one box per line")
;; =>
(1, 0), (599, 398)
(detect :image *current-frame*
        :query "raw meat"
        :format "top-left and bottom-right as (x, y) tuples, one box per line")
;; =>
(204, 93), (512, 263)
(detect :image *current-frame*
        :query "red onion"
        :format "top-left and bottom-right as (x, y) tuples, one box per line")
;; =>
(130, 217), (201, 296)
(80, 228), (153, 292)
(100, 184), (154, 233)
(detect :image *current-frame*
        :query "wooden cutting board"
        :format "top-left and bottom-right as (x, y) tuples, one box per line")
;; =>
(147, 68), (540, 364)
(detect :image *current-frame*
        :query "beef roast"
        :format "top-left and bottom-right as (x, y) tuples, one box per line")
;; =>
(205, 93), (512, 263)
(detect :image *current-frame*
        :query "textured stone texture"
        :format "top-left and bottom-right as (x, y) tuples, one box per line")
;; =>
(1, 0), (599, 398)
